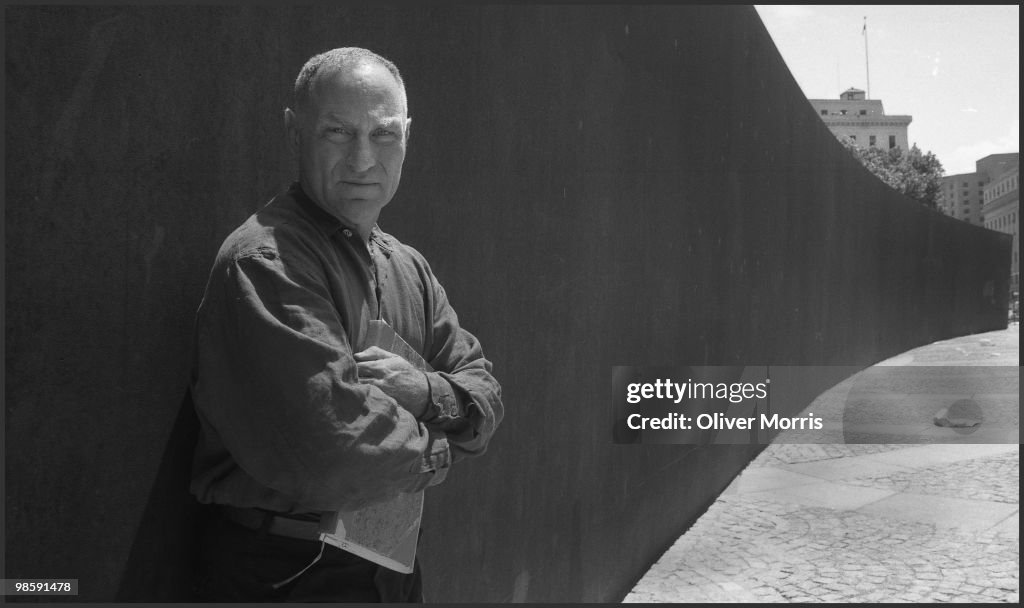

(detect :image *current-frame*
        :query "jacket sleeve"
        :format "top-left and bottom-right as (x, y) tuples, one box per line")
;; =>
(416, 258), (504, 463)
(192, 246), (449, 512)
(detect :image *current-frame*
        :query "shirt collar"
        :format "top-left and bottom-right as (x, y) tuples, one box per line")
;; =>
(289, 182), (394, 256)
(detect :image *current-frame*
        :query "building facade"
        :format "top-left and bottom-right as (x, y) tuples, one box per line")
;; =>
(938, 173), (986, 225)
(808, 88), (912, 150)
(938, 153), (1019, 227)
(981, 157), (1019, 298)
(976, 153), (1019, 186)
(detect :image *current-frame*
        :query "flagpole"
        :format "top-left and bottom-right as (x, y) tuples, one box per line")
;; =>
(863, 16), (871, 99)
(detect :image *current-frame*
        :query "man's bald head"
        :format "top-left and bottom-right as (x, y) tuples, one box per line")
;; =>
(293, 47), (408, 118)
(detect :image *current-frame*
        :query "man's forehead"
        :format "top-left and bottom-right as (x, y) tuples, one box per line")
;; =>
(310, 63), (405, 108)
(320, 109), (406, 125)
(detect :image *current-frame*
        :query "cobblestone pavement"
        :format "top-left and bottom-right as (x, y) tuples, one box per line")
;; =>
(624, 325), (1019, 603)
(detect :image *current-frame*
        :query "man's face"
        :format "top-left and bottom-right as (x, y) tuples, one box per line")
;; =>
(288, 62), (410, 229)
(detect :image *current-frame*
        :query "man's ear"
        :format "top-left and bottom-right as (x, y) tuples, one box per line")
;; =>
(405, 116), (412, 143)
(284, 107), (300, 151)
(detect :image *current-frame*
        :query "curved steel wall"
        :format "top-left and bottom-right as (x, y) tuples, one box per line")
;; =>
(5, 6), (1011, 602)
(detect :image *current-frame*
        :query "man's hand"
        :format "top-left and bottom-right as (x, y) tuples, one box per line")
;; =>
(354, 346), (429, 419)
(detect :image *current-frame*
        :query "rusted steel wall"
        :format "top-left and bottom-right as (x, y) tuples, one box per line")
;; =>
(4, 5), (1010, 602)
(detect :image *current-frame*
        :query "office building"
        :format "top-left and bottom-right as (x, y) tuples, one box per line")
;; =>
(938, 173), (986, 225)
(809, 88), (912, 151)
(980, 154), (1019, 297)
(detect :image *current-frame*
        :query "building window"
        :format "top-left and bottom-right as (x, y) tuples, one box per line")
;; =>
(820, 109), (828, 116)
(869, 135), (876, 146)
(849, 135), (856, 141)
(859, 109), (867, 115)
(889, 135), (896, 149)
(840, 110), (847, 115)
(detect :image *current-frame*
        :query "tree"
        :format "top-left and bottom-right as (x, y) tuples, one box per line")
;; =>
(838, 136), (945, 209)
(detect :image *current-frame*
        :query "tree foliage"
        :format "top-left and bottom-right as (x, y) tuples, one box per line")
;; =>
(839, 136), (945, 209)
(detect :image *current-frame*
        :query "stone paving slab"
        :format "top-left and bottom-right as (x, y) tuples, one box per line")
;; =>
(861, 443), (1019, 467)
(857, 493), (1020, 533)
(989, 512), (1019, 536)
(778, 456), (912, 481)
(740, 480), (895, 511)
(719, 467), (824, 495)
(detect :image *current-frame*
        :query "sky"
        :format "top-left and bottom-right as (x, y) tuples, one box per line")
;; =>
(754, 5), (1019, 176)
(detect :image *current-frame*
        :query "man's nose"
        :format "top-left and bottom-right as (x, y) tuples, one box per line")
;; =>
(346, 137), (376, 173)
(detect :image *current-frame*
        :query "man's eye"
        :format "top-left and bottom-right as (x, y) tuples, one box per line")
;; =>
(374, 130), (398, 141)
(326, 128), (353, 140)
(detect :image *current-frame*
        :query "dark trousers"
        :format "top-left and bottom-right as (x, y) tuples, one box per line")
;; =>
(193, 511), (423, 602)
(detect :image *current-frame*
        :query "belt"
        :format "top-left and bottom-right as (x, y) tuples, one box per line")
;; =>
(220, 506), (323, 541)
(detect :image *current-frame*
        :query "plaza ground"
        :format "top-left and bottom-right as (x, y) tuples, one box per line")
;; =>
(625, 324), (1019, 603)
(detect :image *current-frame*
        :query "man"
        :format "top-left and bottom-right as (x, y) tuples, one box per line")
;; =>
(189, 47), (503, 602)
